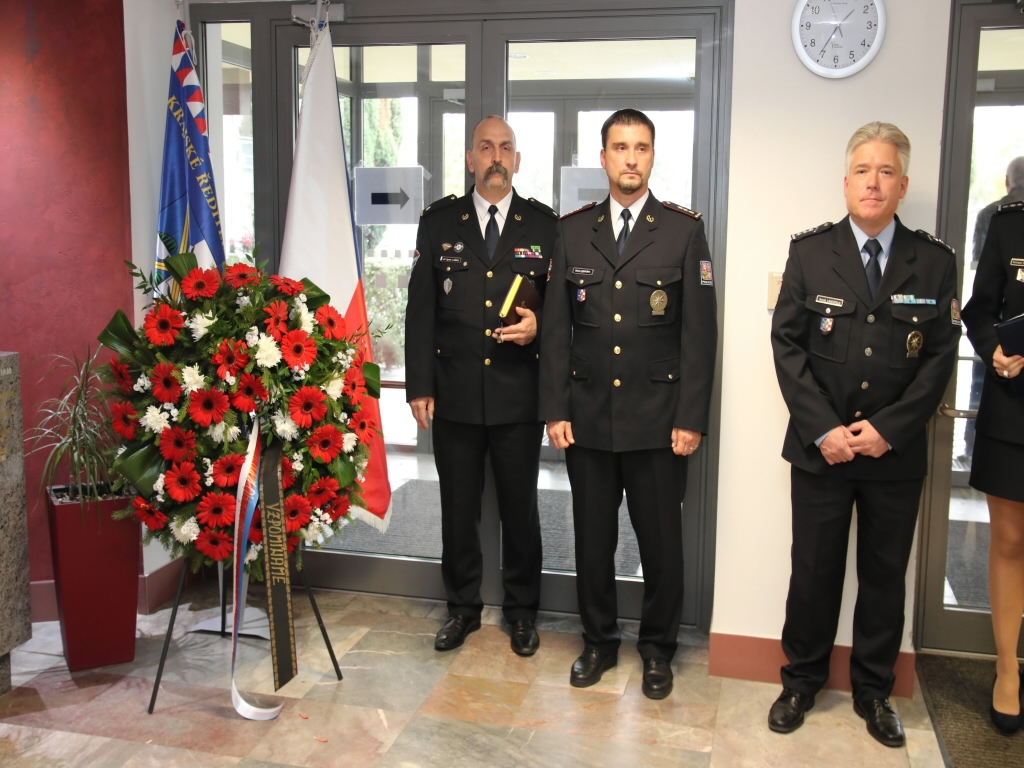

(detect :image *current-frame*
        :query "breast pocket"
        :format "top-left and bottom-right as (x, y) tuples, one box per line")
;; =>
(566, 267), (604, 328)
(636, 267), (682, 327)
(890, 305), (938, 368)
(805, 298), (856, 364)
(511, 259), (544, 281)
(435, 256), (470, 310)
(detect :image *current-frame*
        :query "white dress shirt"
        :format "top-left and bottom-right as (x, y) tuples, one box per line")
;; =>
(472, 186), (513, 239)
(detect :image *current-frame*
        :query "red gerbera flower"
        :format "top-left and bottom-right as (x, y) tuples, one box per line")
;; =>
(349, 414), (377, 445)
(143, 303), (185, 346)
(211, 339), (249, 381)
(288, 386), (328, 428)
(109, 356), (133, 395)
(248, 507), (263, 544)
(306, 476), (340, 508)
(180, 267), (221, 300)
(281, 329), (317, 370)
(111, 401), (138, 440)
(284, 494), (312, 533)
(316, 305), (347, 340)
(307, 424), (344, 463)
(263, 300), (290, 342)
(223, 263), (261, 289)
(212, 453), (246, 488)
(151, 362), (182, 404)
(270, 274), (305, 296)
(231, 372), (268, 413)
(196, 491), (237, 528)
(196, 528), (234, 561)
(132, 496), (168, 531)
(281, 456), (296, 490)
(344, 368), (366, 400)
(325, 494), (351, 523)
(288, 535), (301, 554)
(188, 387), (230, 427)
(158, 426), (196, 462)
(165, 461), (201, 502)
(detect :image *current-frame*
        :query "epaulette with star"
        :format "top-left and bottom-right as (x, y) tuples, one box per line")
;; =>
(560, 201), (597, 220)
(420, 194), (459, 217)
(915, 229), (955, 255)
(791, 222), (833, 241)
(661, 200), (701, 219)
(527, 197), (558, 219)
(997, 200), (1024, 214)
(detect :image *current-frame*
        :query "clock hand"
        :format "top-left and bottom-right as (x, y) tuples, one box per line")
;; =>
(835, 8), (855, 38)
(818, 25), (840, 59)
(828, 1), (843, 37)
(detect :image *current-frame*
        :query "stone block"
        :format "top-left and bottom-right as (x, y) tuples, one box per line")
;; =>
(0, 352), (31, 663)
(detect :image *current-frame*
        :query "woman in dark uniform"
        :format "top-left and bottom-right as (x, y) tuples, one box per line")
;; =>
(962, 199), (1024, 735)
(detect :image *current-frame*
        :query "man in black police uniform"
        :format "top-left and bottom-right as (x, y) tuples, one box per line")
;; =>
(540, 109), (718, 699)
(769, 122), (960, 746)
(405, 116), (558, 656)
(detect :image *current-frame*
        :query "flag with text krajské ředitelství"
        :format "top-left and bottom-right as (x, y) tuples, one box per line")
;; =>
(155, 20), (225, 283)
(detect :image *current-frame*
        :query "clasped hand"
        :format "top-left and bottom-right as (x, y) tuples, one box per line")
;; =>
(494, 307), (536, 346)
(820, 421), (888, 465)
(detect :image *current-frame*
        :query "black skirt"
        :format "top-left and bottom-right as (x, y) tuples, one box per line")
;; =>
(969, 432), (1024, 503)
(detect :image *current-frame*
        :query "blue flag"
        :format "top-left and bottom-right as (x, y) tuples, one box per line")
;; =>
(155, 21), (225, 282)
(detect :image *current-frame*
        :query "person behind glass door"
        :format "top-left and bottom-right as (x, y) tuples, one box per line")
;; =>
(539, 108), (719, 700)
(768, 122), (960, 747)
(961, 195), (1024, 736)
(405, 116), (558, 657)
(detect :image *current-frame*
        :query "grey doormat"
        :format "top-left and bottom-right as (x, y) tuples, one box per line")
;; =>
(945, 521), (990, 609)
(330, 479), (642, 574)
(917, 653), (1024, 767)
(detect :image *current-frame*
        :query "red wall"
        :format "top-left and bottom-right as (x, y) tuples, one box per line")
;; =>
(0, 1), (134, 590)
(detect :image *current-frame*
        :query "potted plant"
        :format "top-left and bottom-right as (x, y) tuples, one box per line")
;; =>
(26, 348), (140, 672)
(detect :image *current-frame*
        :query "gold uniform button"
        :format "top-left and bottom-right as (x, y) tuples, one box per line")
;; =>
(536, 353), (539, 359)
(485, 329), (492, 337)
(912, 316), (919, 323)
(867, 314), (875, 323)
(864, 348), (872, 357)
(861, 381), (870, 390)
(436, 349), (440, 354)
(613, 346), (621, 354)
(446, 266), (451, 272)
(854, 411), (863, 418)
(484, 359), (491, 365)
(615, 280), (622, 289)
(656, 280), (662, 286)
(486, 271), (493, 278)
(579, 279), (585, 285)
(485, 300), (492, 308)
(530, 271), (535, 276)
(613, 379), (621, 387)
(668, 374), (673, 380)
(825, 308), (831, 314)
(614, 313), (621, 322)
(462, 261), (468, 266)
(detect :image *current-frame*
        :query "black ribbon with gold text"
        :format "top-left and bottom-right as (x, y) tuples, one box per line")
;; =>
(259, 442), (297, 689)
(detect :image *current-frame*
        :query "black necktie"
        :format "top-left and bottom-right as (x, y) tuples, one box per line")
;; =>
(616, 209), (632, 256)
(485, 204), (500, 261)
(864, 238), (882, 298)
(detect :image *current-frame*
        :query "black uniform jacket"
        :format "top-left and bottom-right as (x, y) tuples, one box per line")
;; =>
(538, 193), (718, 453)
(771, 216), (960, 480)
(405, 188), (558, 425)
(963, 201), (1024, 445)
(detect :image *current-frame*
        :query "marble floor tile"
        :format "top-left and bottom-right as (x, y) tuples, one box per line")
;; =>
(623, 661), (722, 706)
(0, 721), (120, 768)
(905, 727), (946, 768)
(444, 625), (545, 685)
(529, 638), (638, 695)
(892, 694), (935, 731)
(417, 671), (530, 726)
(342, 593), (439, 617)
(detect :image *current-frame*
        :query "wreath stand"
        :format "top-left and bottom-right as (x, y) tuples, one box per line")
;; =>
(147, 543), (342, 714)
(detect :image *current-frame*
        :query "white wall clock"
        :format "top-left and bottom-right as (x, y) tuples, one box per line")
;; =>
(792, 0), (886, 79)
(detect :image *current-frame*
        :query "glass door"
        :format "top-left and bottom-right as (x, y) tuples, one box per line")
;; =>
(919, 5), (1024, 654)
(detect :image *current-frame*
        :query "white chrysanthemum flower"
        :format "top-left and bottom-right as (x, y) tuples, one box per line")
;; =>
(343, 432), (358, 454)
(323, 376), (344, 401)
(172, 516), (200, 544)
(272, 410), (299, 441)
(357, 459), (369, 474)
(170, 408), (179, 419)
(140, 405), (170, 434)
(224, 373), (236, 386)
(116, 445), (126, 457)
(186, 311), (215, 341)
(237, 295), (251, 308)
(245, 326), (260, 346)
(224, 424), (241, 442)
(208, 422), (226, 443)
(133, 374), (152, 393)
(181, 364), (206, 395)
(297, 293), (307, 304)
(291, 458), (304, 473)
(245, 542), (262, 564)
(303, 520), (324, 545)
(254, 334), (283, 368)
(153, 473), (165, 495)
(292, 302), (315, 334)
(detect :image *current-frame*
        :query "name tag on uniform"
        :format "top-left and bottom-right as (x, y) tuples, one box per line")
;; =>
(514, 246), (544, 259)
(1010, 258), (1024, 267)
(571, 267), (595, 276)
(815, 295), (843, 308)
(439, 255), (462, 263)
(891, 294), (936, 305)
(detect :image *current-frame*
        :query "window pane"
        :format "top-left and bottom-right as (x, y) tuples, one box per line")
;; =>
(508, 39), (695, 81)
(443, 112), (466, 197)
(363, 45), (417, 83)
(431, 44), (465, 81)
(508, 112), (555, 205)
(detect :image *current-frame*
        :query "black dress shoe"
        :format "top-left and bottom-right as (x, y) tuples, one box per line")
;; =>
(768, 689), (815, 733)
(570, 648), (617, 688)
(508, 619), (539, 657)
(854, 698), (905, 747)
(434, 615), (481, 651)
(641, 658), (673, 699)
(990, 674), (1023, 736)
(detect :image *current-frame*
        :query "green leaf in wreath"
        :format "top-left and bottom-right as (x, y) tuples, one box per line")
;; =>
(114, 442), (164, 498)
(332, 455), (356, 489)
(164, 252), (200, 283)
(362, 361), (381, 399)
(300, 278), (331, 310)
(98, 310), (141, 357)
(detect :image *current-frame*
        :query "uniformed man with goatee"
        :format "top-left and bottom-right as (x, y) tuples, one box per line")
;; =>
(405, 116), (558, 656)
(539, 108), (718, 699)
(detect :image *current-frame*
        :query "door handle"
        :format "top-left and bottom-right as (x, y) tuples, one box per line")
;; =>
(938, 404), (978, 419)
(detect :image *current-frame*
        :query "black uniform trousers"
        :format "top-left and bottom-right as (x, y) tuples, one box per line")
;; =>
(781, 466), (922, 702)
(432, 416), (543, 622)
(565, 444), (687, 661)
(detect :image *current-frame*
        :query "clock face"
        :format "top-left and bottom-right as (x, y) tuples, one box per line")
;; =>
(792, 0), (886, 79)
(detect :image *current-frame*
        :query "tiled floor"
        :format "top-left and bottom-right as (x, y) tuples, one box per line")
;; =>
(0, 584), (946, 767)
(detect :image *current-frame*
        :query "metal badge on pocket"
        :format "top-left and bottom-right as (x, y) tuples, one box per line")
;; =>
(820, 317), (834, 334)
(444, 278), (453, 295)
(650, 290), (668, 316)
(907, 330), (923, 358)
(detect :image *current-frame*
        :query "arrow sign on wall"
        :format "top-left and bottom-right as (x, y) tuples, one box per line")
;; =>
(370, 189), (410, 208)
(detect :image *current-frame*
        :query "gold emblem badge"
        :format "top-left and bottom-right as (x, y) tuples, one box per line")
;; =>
(461, 213), (470, 221)
(650, 289), (668, 316)
(907, 330), (923, 358)
(646, 214), (654, 223)
(515, 214), (522, 221)
(597, 215), (605, 223)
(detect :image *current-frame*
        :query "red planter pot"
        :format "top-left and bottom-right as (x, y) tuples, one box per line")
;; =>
(47, 489), (140, 671)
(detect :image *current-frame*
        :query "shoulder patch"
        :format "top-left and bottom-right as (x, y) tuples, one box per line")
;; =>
(661, 200), (701, 219)
(527, 197), (558, 219)
(420, 194), (459, 217)
(914, 229), (955, 255)
(791, 222), (833, 241)
(560, 201), (597, 220)
(997, 200), (1024, 214)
